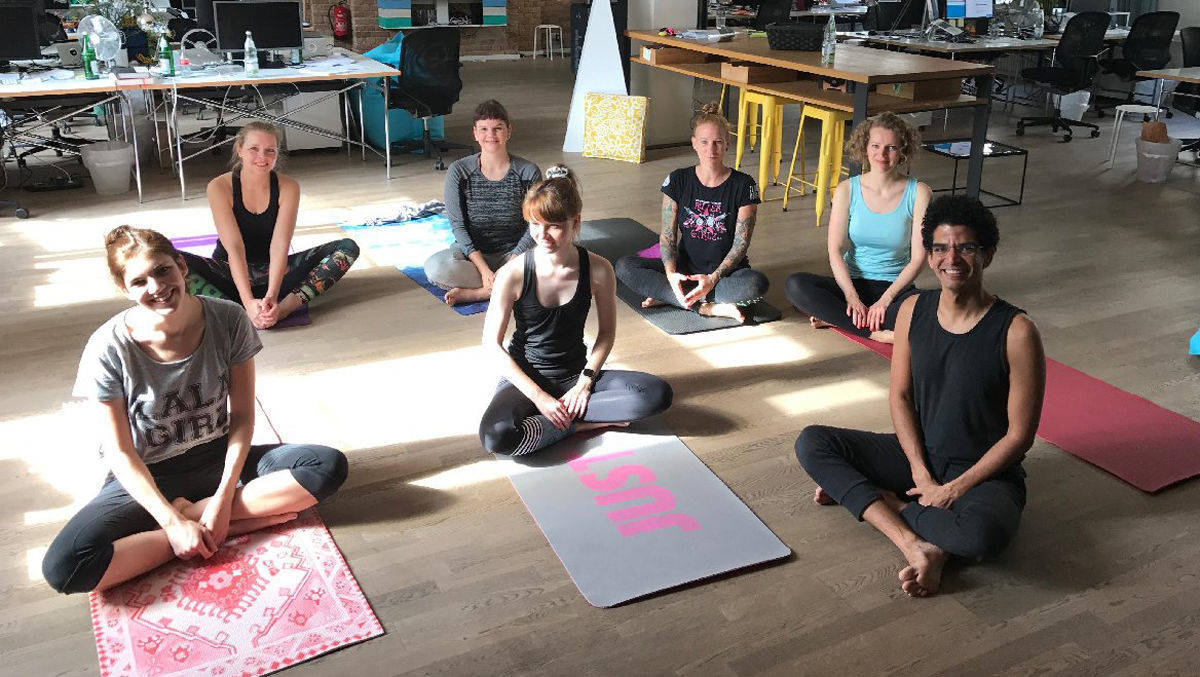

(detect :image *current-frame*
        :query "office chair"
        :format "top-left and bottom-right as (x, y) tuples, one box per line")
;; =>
(1066, 0), (1110, 12)
(754, 0), (793, 30)
(387, 27), (468, 170)
(1016, 11), (1110, 142)
(1094, 11), (1179, 118)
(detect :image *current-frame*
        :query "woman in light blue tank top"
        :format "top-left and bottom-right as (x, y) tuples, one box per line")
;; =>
(785, 113), (931, 343)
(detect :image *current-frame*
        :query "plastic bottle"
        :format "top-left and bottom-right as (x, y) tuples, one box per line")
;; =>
(821, 13), (836, 67)
(157, 35), (175, 76)
(243, 31), (259, 76)
(1032, 7), (1045, 39)
(81, 34), (99, 80)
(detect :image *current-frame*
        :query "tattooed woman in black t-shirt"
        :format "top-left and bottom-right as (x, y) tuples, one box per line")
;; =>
(615, 102), (768, 323)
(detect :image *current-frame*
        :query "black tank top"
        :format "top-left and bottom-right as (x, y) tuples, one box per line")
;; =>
(213, 170), (279, 265)
(507, 246), (591, 380)
(909, 290), (1024, 467)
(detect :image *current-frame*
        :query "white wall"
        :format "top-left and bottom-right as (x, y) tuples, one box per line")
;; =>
(1157, 0), (1199, 29)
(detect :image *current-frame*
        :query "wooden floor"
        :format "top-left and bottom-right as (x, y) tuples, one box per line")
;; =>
(3, 59), (1200, 675)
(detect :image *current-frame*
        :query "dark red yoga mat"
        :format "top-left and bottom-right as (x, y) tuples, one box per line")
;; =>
(833, 328), (1200, 493)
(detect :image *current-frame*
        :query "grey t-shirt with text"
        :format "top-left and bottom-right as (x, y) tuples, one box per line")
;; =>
(73, 296), (263, 465)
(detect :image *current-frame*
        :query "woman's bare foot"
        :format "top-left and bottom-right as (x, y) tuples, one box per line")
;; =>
(809, 316), (832, 329)
(813, 487), (837, 506)
(227, 512), (299, 537)
(641, 297), (666, 308)
(898, 540), (948, 598)
(576, 421), (631, 433)
(698, 302), (746, 323)
(444, 286), (490, 306)
(868, 330), (895, 344)
(276, 293), (304, 320)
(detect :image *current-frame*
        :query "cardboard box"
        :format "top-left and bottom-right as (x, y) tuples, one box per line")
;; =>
(720, 61), (797, 84)
(876, 78), (964, 101)
(641, 45), (708, 65)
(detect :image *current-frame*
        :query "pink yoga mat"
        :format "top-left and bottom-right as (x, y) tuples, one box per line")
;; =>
(833, 328), (1200, 493)
(90, 511), (382, 677)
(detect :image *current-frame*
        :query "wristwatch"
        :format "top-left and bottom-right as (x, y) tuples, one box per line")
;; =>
(581, 368), (597, 380)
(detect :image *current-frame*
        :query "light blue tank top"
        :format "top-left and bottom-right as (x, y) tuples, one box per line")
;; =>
(843, 175), (917, 281)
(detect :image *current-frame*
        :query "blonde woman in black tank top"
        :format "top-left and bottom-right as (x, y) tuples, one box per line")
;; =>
(180, 122), (360, 330)
(479, 165), (672, 456)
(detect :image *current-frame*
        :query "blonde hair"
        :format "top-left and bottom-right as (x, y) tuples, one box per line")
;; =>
(231, 121), (284, 171)
(523, 163), (583, 225)
(691, 102), (731, 141)
(847, 112), (921, 169)
(104, 225), (181, 288)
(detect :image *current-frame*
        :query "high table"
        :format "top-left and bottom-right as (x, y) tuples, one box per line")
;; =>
(628, 30), (995, 196)
(1137, 67), (1200, 121)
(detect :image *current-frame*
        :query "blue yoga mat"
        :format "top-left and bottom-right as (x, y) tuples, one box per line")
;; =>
(341, 214), (488, 316)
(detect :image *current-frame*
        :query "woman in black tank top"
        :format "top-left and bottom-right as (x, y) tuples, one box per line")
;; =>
(479, 164), (672, 456)
(178, 122), (360, 330)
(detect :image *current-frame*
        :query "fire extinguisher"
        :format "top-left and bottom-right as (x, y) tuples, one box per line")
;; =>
(329, 1), (350, 39)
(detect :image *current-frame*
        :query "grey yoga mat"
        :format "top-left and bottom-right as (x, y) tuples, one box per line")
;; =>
(579, 218), (783, 335)
(494, 420), (791, 607)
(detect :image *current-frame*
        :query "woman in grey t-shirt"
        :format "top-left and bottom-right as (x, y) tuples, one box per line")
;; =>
(423, 99), (542, 306)
(42, 226), (348, 594)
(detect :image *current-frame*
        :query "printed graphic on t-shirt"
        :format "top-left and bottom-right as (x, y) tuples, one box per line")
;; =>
(681, 199), (727, 242)
(130, 370), (231, 454)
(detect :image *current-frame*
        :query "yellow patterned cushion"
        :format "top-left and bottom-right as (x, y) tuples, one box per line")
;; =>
(583, 92), (648, 164)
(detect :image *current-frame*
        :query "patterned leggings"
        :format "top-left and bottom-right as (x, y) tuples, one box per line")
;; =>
(181, 238), (359, 305)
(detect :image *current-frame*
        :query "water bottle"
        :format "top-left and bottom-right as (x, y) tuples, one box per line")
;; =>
(243, 31), (259, 76)
(157, 35), (175, 76)
(821, 14), (837, 67)
(1032, 7), (1045, 39)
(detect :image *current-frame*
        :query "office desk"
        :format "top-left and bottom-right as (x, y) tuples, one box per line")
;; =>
(1045, 28), (1129, 43)
(629, 30), (995, 196)
(140, 51), (399, 198)
(862, 35), (1059, 59)
(1, 75), (152, 201)
(1137, 67), (1200, 121)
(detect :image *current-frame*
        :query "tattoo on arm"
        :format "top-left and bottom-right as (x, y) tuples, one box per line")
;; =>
(713, 212), (755, 281)
(660, 199), (679, 270)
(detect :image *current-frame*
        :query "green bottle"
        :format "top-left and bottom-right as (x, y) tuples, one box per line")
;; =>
(158, 35), (175, 76)
(81, 34), (99, 80)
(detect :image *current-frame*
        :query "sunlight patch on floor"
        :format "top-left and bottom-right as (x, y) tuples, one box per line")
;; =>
(0, 403), (107, 522)
(765, 378), (888, 416)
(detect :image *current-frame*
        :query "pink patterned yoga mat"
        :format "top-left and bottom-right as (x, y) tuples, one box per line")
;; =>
(833, 327), (1200, 493)
(89, 512), (383, 677)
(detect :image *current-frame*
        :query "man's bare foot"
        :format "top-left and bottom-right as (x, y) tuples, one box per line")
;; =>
(227, 513), (299, 537)
(809, 315), (832, 329)
(868, 330), (895, 344)
(898, 540), (948, 597)
(444, 286), (490, 306)
(576, 421), (631, 433)
(878, 489), (908, 513)
(641, 297), (666, 308)
(813, 487), (837, 506)
(698, 302), (745, 323)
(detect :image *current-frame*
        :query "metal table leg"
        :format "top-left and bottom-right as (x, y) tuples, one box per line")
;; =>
(966, 74), (993, 198)
(122, 93), (144, 203)
(384, 79), (391, 179)
(172, 86), (186, 200)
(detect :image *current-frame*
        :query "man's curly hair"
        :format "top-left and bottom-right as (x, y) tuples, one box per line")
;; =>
(846, 112), (922, 169)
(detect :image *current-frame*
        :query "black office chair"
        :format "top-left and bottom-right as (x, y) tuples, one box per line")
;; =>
(387, 27), (468, 170)
(1096, 11), (1180, 117)
(754, 0), (793, 30)
(1017, 11), (1110, 142)
(1066, 0), (1110, 13)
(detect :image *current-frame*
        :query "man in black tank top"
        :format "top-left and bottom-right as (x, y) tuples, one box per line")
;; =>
(795, 196), (1046, 598)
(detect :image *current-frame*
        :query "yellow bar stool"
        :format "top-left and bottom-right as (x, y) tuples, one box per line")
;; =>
(733, 90), (785, 198)
(782, 105), (851, 226)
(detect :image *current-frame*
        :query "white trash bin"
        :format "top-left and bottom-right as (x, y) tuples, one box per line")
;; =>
(1135, 137), (1182, 183)
(1057, 91), (1091, 122)
(81, 141), (135, 195)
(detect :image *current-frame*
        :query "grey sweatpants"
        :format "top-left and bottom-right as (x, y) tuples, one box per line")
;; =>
(423, 248), (508, 291)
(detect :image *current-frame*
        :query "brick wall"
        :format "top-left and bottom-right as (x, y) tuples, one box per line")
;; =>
(304, 0), (576, 56)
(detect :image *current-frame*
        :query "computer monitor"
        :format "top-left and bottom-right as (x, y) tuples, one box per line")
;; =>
(213, 0), (302, 51)
(0, 1), (42, 68)
(946, 0), (993, 19)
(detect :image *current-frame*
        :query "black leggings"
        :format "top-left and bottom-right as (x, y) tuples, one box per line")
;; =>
(480, 370), (673, 456)
(182, 238), (359, 305)
(795, 425), (1025, 560)
(614, 255), (768, 307)
(785, 272), (917, 337)
(42, 437), (348, 594)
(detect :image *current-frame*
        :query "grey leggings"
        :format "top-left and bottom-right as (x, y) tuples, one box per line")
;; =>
(42, 436), (347, 594)
(423, 248), (508, 291)
(614, 255), (769, 307)
(480, 370), (673, 456)
(794, 425), (1025, 561)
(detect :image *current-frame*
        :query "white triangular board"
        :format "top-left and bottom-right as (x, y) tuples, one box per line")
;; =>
(563, 0), (629, 153)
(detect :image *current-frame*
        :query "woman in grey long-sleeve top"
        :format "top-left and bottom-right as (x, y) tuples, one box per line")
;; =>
(423, 100), (542, 306)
